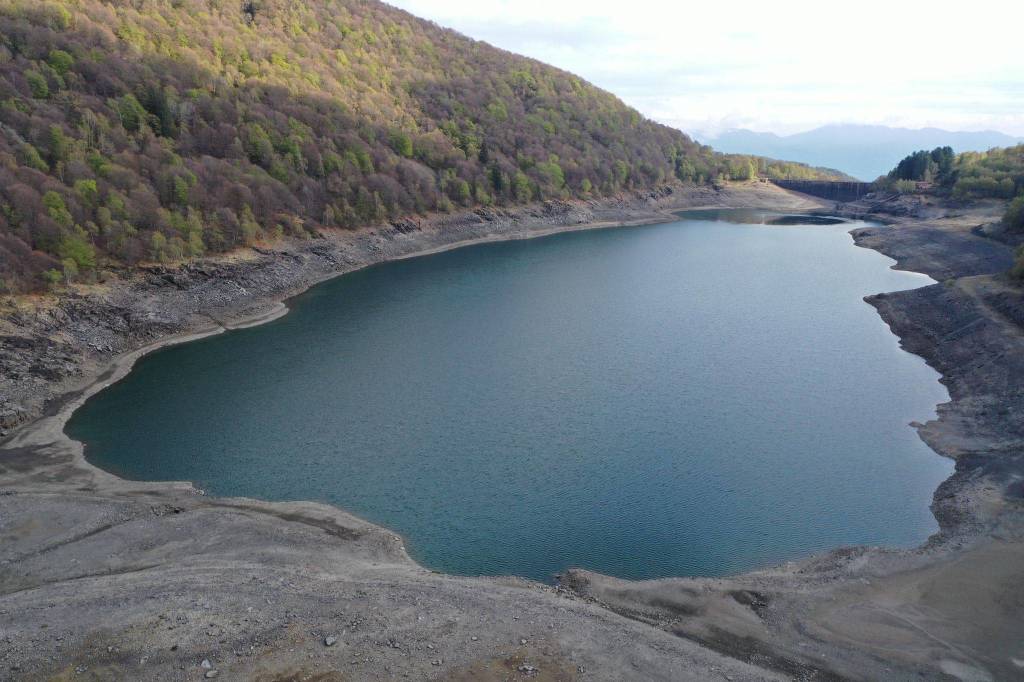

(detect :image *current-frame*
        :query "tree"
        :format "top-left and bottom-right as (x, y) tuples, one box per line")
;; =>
(243, 123), (275, 167)
(116, 94), (149, 133)
(25, 69), (49, 98)
(61, 258), (78, 283)
(536, 157), (565, 196)
(150, 231), (168, 261)
(728, 157), (756, 181)
(43, 191), (73, 228)
(47, 49), (74, 75)
(18, 143), (49, 172)
(931, 146), (955, 181)
(74, 179), (99, 207)
(513, 171), (533, 202)
(47, 125), (71, 165)
(57, 232), (96, 270)
(389, 131), (413, 158)
(890, 147), (956, 183)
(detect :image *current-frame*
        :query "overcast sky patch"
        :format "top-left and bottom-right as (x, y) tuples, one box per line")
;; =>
(387, 0), (1024, 137)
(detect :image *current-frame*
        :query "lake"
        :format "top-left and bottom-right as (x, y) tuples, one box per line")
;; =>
(67, 210), (952, 582)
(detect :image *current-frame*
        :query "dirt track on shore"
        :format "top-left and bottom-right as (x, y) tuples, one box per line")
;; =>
(2, 183), (1023, 681)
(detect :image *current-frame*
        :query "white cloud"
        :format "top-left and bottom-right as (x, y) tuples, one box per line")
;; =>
(386, 0), (1024, 136)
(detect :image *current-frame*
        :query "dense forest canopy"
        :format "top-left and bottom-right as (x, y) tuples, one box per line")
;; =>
(0, 0), (843, 293)
(887, 147), (955, 185)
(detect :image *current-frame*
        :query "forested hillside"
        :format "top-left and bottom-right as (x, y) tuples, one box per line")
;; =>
(0, 0), (839, 293)
(884, 144), (1024, 276)
(885, 144), (1024, 202)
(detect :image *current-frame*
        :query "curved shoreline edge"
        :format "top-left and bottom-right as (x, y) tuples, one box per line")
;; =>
(2, 184), (1022, 681)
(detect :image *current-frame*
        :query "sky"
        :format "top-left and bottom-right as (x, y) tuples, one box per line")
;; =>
(386, 0), (1024, 139)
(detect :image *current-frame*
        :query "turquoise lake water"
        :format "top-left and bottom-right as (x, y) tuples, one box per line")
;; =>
(67, 210), (953, 582)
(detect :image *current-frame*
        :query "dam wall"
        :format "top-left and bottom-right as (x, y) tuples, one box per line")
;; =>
(771, 179), (875, 202)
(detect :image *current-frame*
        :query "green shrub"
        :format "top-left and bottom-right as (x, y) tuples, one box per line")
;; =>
(1004, 195), (1024, 233)
(42, 269), (63, 289)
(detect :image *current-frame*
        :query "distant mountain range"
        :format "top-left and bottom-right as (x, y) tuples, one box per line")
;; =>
(701, 125), (1024, 181)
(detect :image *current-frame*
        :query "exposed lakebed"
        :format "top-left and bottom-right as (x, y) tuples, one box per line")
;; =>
(68, 210), (952, 581)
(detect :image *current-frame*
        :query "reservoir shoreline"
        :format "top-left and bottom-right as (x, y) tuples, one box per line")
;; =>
(2, 183), (1022, 680)
(64, 207), (948, 582)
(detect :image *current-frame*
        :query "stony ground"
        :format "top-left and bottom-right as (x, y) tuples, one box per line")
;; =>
(3, 184), (1023, 681)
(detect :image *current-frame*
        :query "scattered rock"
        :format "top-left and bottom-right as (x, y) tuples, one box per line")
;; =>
(324, 635), (338, 647)
(518, 664), (538, 675)
(205, 670), (219, 679)
(200, 659), (212, 669)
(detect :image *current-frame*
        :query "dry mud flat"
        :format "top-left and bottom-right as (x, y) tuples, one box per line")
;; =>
(2, 184), (1023, 681)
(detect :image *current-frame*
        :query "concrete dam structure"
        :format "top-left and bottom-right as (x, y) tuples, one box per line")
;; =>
(771, 179), (875, 202)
